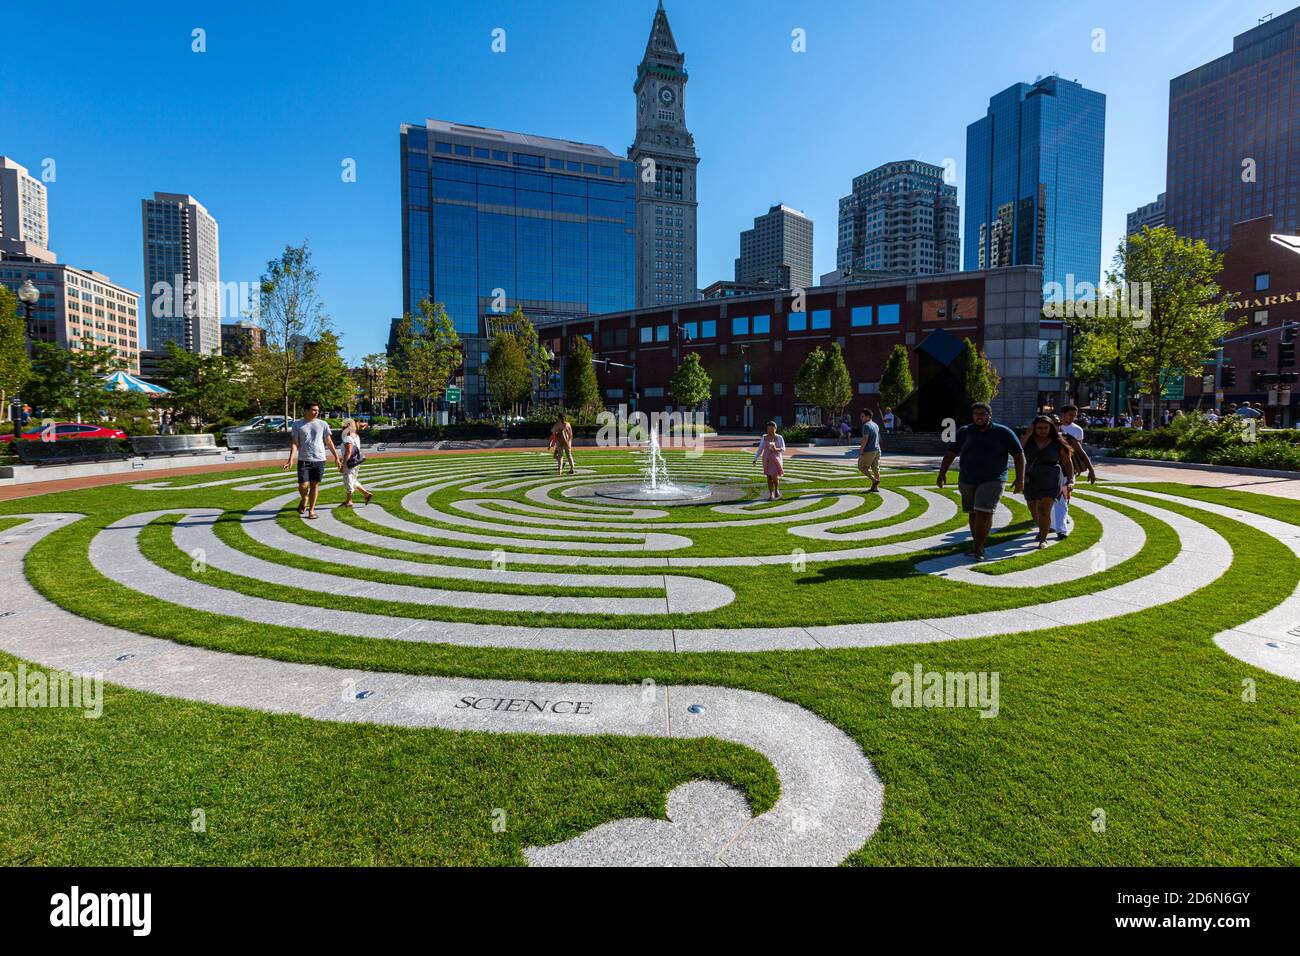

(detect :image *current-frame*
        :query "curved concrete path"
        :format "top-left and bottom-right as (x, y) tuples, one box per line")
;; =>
(85, 492), (1232, 654)
(0, 514), (882, 867)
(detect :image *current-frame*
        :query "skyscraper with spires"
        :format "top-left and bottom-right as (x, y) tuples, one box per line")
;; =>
(629, 2), (699, 307)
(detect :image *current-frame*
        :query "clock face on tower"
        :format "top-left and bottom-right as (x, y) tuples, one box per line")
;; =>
(658, 86), (676, 106)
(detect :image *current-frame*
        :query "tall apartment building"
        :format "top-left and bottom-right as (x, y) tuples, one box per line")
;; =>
(837, 160), (959, 277)
(141, 192), (221, 355)
(965, 76), (1106, 294)
(0, 157), (50, 253)
(735, 203), (813, 290)
(0, 246), (141, 373)
(1166, 9), (1300, 251)
(399, 119), (636, 415)
(629, 1), (699, 306)
(1126, 192), (1167, 237)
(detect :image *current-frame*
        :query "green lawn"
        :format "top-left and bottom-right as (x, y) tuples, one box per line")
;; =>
(0, 450), (1296, 865)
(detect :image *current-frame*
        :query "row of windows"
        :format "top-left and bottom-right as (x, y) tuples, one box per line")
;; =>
(625, 304), (911, 345)
(427, 141), (632, 179)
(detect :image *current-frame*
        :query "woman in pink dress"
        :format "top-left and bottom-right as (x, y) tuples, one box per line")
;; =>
(753, 420), (787, 500)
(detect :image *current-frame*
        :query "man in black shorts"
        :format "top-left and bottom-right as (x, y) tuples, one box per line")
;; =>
(936, 402), (1025, 561)
(283, 401), (341, 519)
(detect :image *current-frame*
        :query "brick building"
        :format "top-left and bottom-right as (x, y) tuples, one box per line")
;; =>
(1180, 216), (1300, 422)
(537, 266), (1055, 430)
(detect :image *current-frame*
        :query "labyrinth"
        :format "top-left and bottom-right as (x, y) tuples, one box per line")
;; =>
(1, 447), (1299, 866)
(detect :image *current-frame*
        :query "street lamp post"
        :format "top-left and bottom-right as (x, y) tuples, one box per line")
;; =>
(12, 280), (40, 433)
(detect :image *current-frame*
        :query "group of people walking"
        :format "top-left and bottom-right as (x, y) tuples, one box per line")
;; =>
(282, 402), (372, 519)
(938, 402), (1096, 561)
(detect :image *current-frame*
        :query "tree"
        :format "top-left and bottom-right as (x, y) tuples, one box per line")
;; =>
(668, 351), (711, 410)
(24, 337), (127, 422)
(794, 347), (827, 422)
(816, 342), (853, 419)
(1067, 297), (1142, 417)
(0, 286), (31, 424)
(1110, 226), (1238, 428)
(295, 330), (353, 414)
(962, 338), (1000, 405)
(564, 336), (600, 418)
(390, 299), (461, 423)
(257, 242), (328, 427)
(354, 353), (389, 414)
(158, 341), (244, 427)
(878, 344), (914, 412)
(508, 307), (552, 404)
(484, 332), (531, 416)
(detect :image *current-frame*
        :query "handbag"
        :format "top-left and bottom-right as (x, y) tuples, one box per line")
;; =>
(346, 442), (366, 468)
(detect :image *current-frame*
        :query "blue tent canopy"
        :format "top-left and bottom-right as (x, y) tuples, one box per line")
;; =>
(102, 370), (173, 395)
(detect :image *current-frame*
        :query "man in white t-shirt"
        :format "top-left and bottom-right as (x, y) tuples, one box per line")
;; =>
(283, 401), (341, 519)
(1051, 404), (1096, 539)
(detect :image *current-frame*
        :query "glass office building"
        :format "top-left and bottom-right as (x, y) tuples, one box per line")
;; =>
(400, 120), (636, 414)
(964, 77), (1106, 297)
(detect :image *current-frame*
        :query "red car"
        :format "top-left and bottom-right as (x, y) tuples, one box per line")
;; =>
(1, 422), (128, 442)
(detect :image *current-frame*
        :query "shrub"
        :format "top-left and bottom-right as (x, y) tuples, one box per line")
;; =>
(777, 424), (815, 445)
(1208, 441), (1300, 471)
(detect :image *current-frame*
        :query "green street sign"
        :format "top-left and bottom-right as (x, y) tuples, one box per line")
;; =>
(445, 386), (462, 404)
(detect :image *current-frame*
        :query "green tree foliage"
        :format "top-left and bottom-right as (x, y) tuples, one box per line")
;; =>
(668, 351), (712, 409)
(390, 299), (462, 422)
(0, 285), (31, 423)
(878, 344), (914, 412)
(158, 342), (245, 427)
(564, 336), (601, 418)
(817, 342), (853, 418)
(354, 353), (389, 412)
(508, 308), (552, 403)
(257, 242), (328, 427)
(295, 330), (354, 413)
(794, 347), (826, 415)
(24, 338), (132, 421)
(1108, 226), (1238, 427)
(962, 338), (1000, 405)
(484, 332), (531, 415)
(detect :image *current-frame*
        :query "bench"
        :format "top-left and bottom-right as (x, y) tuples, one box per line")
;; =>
(223, 430), (295, 453)
(130, 434), (219, 458)
(12, 438), (130, 467)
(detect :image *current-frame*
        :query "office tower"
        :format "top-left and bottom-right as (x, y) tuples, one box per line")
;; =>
(735, 203), (812, 290)
(1166, 9), (1300, 251)
(0, 157), (50, 253)
(965, 76), (1106, 293)
(0, 247), (141, 373)
(400, 119), (636, 415)
(629, 1), (699, 306)
(1126, 193), (1166, 237)
(141, 192), (221, 354)
(837, 160), (959, 277)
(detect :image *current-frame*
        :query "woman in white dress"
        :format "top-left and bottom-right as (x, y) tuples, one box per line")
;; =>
(753, 421), (787, 500)
(338, 419), (373, 508)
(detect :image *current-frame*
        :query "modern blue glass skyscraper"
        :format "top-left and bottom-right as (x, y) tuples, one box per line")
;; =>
(400, 120), (636, 414)
(964, 77), (1106, 297)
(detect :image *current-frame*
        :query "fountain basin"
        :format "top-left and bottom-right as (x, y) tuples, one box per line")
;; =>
(592, 482), (715, 503)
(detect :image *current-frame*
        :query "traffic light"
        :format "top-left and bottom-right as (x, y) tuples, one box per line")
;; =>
(1221, 364), (1237, 388)
(1282, 322), (1298, 368)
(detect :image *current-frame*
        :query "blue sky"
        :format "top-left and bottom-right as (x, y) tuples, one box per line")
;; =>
(0, 0), (1273, 359)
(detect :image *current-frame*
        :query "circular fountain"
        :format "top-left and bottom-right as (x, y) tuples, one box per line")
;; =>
(592, 432), (715, 503)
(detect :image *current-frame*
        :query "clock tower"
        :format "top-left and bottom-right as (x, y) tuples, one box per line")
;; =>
(629, 1), (698, 308)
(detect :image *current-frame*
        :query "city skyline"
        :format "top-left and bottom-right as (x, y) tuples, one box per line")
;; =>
(0, 0), (1280, 358)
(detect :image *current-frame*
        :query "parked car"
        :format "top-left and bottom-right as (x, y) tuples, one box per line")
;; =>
(221, 415), (288, 434)
(1, 422), (128, 443)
